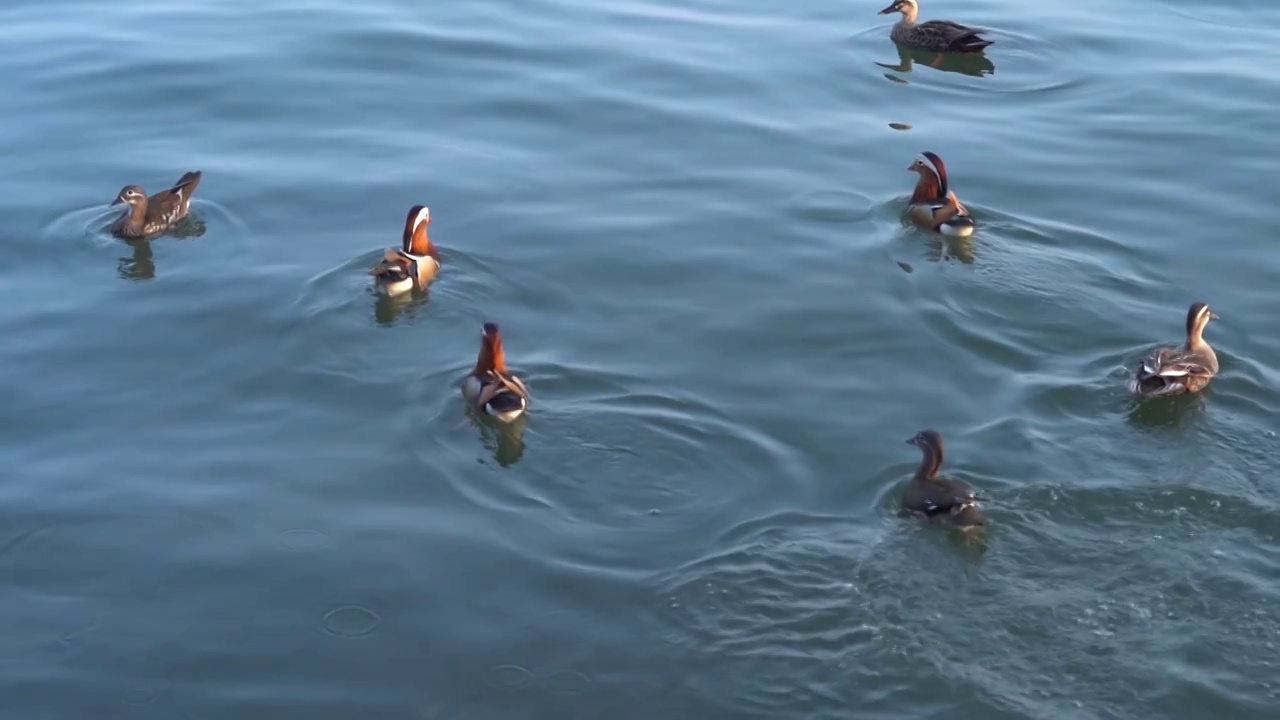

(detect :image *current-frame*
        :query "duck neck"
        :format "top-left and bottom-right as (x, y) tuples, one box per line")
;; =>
(472, 339), (506, 376)
(914, 445), (941, 480)
(122, 202), (147, 234)
(405, 223), (433, 259)
(911, 172), (944, 204)
(899, 5), (918, 26)
(1186, 325), (1207, 349)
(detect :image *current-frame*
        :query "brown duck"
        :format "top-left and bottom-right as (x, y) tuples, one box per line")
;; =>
(370, 205), (440, 296)
(1130, 302), (1220, 398)
(902, 429), (985, 528)
(110, 171), (202, 239)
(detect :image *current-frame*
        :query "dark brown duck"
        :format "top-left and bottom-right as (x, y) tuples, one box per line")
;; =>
(879, 0), (994, 54)
(902, 429), (985, 528)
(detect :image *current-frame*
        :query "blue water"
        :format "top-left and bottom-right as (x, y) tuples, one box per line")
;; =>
(2, 0), (1279, 718)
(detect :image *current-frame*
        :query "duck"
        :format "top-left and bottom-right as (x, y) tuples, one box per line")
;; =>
(370, 205), (440, 296)
(110, 171), (202, 239)
(1130, 302), (1220, 397)
(878, 0), (993, 54)
(902, 429), (986, 529)
(906, 151), (975, 237)
(462, 322), (530, 423)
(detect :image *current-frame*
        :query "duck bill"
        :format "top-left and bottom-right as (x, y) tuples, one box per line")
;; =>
(904, 437), (917, 445)
(110, 197), (123, 206)
(878, 3), (898, 14)
(1210, 313), (1221, 321)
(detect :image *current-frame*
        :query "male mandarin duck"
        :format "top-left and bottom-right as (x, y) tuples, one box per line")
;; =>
(462, 323), (530, 423)
(370, 205), (439, 296)
(110, 171), (202, 238)
(907, 151), (975, 237)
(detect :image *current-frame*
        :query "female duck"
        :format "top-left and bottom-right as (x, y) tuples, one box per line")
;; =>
(907, 152), (975, 237)
(110, 171), (202, 239)
(1131, 302), (1220, 397)
(370, 205), (440, 296)
(902, 429), (985, 528)
(463, 323), (530, 423)
(878, 0), (993, 54)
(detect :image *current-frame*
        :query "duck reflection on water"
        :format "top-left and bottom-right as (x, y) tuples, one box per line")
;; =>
(877, 42), (995, 79)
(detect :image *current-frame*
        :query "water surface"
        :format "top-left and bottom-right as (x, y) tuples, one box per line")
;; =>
(2, 0), (1279, 718)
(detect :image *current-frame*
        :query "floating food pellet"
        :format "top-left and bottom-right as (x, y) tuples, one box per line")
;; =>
(889, 122), (912, 131)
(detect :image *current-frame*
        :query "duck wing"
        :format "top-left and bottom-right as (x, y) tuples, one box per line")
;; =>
(370, 249), (411, 279)
(1132, 346), (1216, 396)
(477, 371), (530, 416)
(918, 20), (993, 52)
(477, 371), (530, 405)
(903, 477), (985, 517)
(145, 171), (202, 224)
(1138, 346), (1216, 379)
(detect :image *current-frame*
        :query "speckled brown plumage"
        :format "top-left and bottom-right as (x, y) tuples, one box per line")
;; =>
(110, 171), (202, 239)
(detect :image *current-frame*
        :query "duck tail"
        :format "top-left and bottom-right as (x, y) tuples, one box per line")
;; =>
(958, 36), (994, 52)
(172, 171), (202, 193)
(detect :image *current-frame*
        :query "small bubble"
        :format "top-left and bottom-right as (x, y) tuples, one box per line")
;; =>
(321, 605), (380, 638)
(280, 528), (330, 551)
(487, 664), (534, 691)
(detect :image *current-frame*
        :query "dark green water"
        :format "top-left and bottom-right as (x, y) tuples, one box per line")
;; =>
(3, 0), (1279, 718)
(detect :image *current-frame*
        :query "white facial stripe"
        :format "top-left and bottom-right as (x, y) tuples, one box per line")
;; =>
(414, 207), (430, 228)
(915, 154), (939, 178)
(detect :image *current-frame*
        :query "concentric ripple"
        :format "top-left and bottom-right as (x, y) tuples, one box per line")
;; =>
(849, 24), (1092, 96)
(486, 664), (535, 691)
(319, 604), (381, 639)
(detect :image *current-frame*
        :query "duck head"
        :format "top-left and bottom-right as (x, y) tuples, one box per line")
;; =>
(111, 185), (147, 211)
(879, 0), (918, 18)
(908, 151), (949, 202)
(401, 205), (432, 257)
(1185, 301), (1219, 345)
(906, 428), (945, 479)
(473, 322), (509, 375)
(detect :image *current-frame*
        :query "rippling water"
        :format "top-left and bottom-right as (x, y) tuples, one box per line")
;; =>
(3, 0), (1279, 718)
